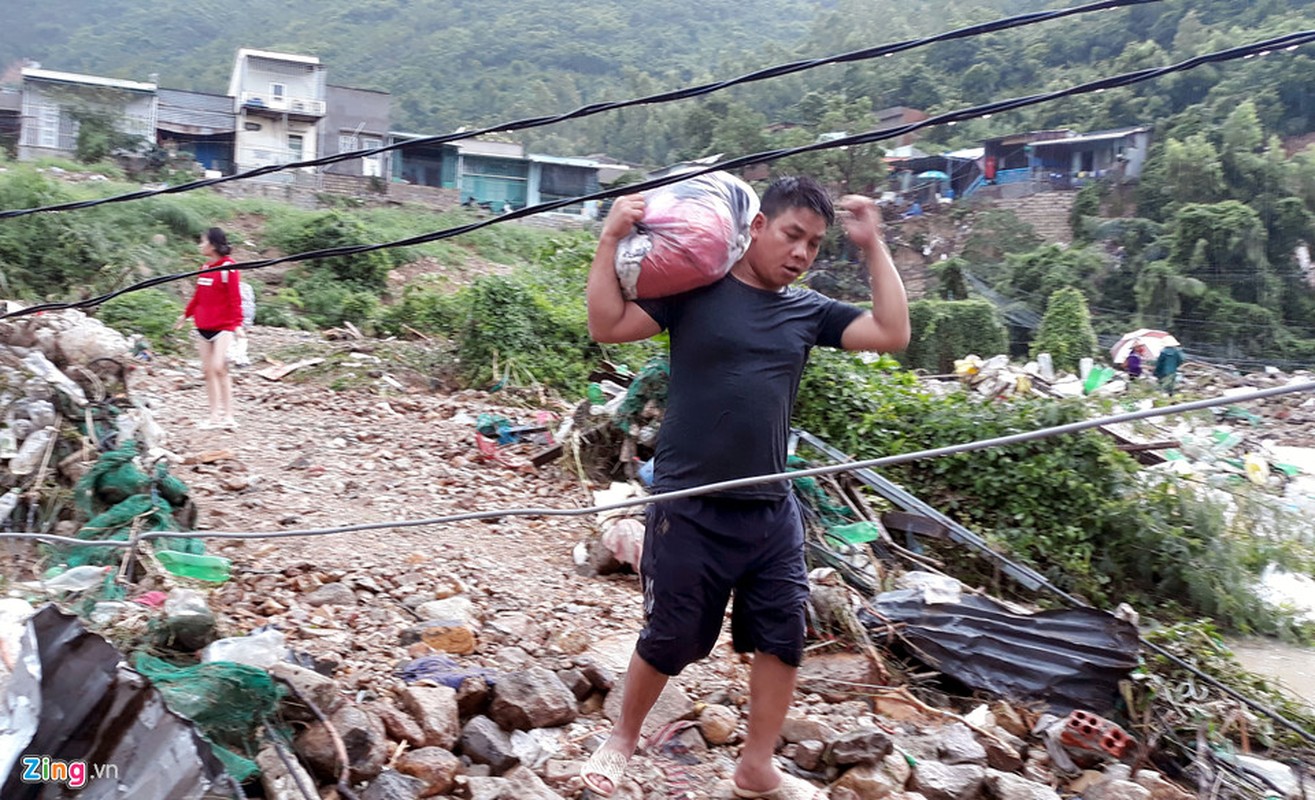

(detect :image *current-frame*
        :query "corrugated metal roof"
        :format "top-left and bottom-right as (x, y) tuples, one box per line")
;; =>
(157, 88), (235, 135)
(236, 48), (320, 66)
(1030, 127), (1151, 147)
(456, 139), (524, 158)
(22, 67), (156, 93)
(527, 153), (599, 168)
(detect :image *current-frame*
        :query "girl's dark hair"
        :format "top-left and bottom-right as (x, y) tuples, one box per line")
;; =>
(760, 176), (835, 226)
(205, 227), (232, 256)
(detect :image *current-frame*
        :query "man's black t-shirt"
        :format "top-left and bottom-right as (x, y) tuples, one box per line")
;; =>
(637, 275), (864, 500)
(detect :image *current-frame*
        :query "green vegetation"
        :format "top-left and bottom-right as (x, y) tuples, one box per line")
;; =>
(794, 351), (1315, 636)
(902, 298), (1006, 373)
(98, 289), (183, 351)
(1031, 287), (1098, 373)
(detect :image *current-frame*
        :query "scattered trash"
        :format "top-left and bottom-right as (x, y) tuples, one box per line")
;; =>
(201, 628), (288, 668)
(0, 606), (239, 798)
(397, 653), (496, 688)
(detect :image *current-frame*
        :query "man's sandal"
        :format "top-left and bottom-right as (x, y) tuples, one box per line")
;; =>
(580, 748), (630, 796)
(733, 773), (828, 800)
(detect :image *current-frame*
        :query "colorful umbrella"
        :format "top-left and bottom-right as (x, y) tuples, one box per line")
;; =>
(1110, 329), (1180, 366)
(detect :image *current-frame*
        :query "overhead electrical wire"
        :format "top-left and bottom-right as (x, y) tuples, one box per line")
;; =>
(4, 28), (1312, 322)
(0, 0), (1161, 220)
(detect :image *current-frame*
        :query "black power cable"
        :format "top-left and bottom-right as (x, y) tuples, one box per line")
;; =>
(0, 0), (1161, 221)
(4, 28), (1310, 322)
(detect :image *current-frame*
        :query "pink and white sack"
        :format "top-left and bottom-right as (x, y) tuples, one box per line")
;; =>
(614, 171), (759, 299)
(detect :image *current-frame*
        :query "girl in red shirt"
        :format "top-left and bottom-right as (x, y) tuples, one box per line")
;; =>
(176, 227), (243, 429)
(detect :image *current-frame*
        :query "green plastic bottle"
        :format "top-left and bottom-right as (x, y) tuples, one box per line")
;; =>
(155, 550), (232, 582)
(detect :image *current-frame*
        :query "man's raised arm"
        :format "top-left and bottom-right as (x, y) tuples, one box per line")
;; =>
(587, 194), (663, 343)
(836, 195), (911, 353)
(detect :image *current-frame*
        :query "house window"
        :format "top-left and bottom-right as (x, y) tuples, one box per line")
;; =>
(361, 137), (382, 177)
(36, 104), (60, 148)
(271, 83), (286, 99)
(288, 134), (304, 161)
(339, 134), (358, 154)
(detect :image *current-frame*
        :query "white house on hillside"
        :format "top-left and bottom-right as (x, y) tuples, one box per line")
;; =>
(226, 49), (326, 173)
(18, 67), (157, 161)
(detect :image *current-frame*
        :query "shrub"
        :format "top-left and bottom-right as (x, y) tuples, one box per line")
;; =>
(265, 211), (392, 290)
(902, 299), (1007, 373)
(1031, 288), (1097, 373)
(376, 286), (466, 337)
(97, 289), (184, 351)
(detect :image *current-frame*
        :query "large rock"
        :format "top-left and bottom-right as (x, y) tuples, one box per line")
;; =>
(396, 747), (461, 798)
(1085, 781), (1152, 800)
(603, 675), (696, 740)
(798, 652), (885, 702)
(1132, 770), (1193, 800)
(830, 728), (895, 766)
(361, 769), (427, 800)
(938, 723), (987, 766)
(294, 704), (389, 782)
(557, 667), (592, 700)
(507, 764), (570, 799)
(832, 762), (905, 799)
(304, 581), (357, 607)
(780, 714), (839, 744)
(269, 662), (345, 722)
(699, 704), (739, 745)
(369, 701), (427, 748)
(985, 769), (1061, 800)
(396, 685), (460, 749)
(489, 667), (578, 730)
(793, 740), (826, 771)
(460, 715), (520, 774)
(415, 595), (476, 624)
(418, 620), (478, 655)
(256, 741), (318, 800)
(912, 761), (987, 800)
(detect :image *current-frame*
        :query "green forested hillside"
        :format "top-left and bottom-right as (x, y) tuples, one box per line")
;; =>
(6, 0), (1315, 364)
(5, 0), (1313, 164)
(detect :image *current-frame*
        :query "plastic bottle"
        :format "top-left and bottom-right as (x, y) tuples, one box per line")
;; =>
(9, 427), (53, 476)
(201, 628), (287, 668)
(154, 549), (232, 583)
(25, 400), (56, 429)
(0, 488), (21, 521)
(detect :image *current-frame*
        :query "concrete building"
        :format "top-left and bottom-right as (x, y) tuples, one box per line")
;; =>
(320, 85), (391, 178)
(17, 67), (156, 161)
(156, 88), (236, 173)
(226, 49), (326, 173)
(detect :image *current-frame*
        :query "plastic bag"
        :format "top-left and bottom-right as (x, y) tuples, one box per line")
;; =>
(614, 171), (759, 299)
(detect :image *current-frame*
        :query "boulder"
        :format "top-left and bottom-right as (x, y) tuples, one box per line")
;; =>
(489, 667), (578, 730)
(913, 761), (987, 800)
(396, 747), (462, 798)
(396, 685), (460, 749)
(294, 704), (389, 782)
(459, 715), (520, 774)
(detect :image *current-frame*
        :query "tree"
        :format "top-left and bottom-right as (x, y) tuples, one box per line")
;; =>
(1134, 260), (1205, 330)
(1169, 201), (1271, 305)
(1031, 288), (1098, 373)
(1162, 135), (1224, 206)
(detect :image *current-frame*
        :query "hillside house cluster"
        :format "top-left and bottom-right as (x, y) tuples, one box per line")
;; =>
(884, 125), (1152, 204)
(0, 50), (603, 216)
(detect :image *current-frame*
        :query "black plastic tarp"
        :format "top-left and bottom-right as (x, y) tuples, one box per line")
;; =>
(1, 606), (240, 800)
(863, 589), (1140, 714)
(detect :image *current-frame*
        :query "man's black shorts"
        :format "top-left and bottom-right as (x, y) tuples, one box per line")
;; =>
(635, 494), (808, 676)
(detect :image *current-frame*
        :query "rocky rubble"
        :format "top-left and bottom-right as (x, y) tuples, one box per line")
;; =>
(4, 327), (1295, 800)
